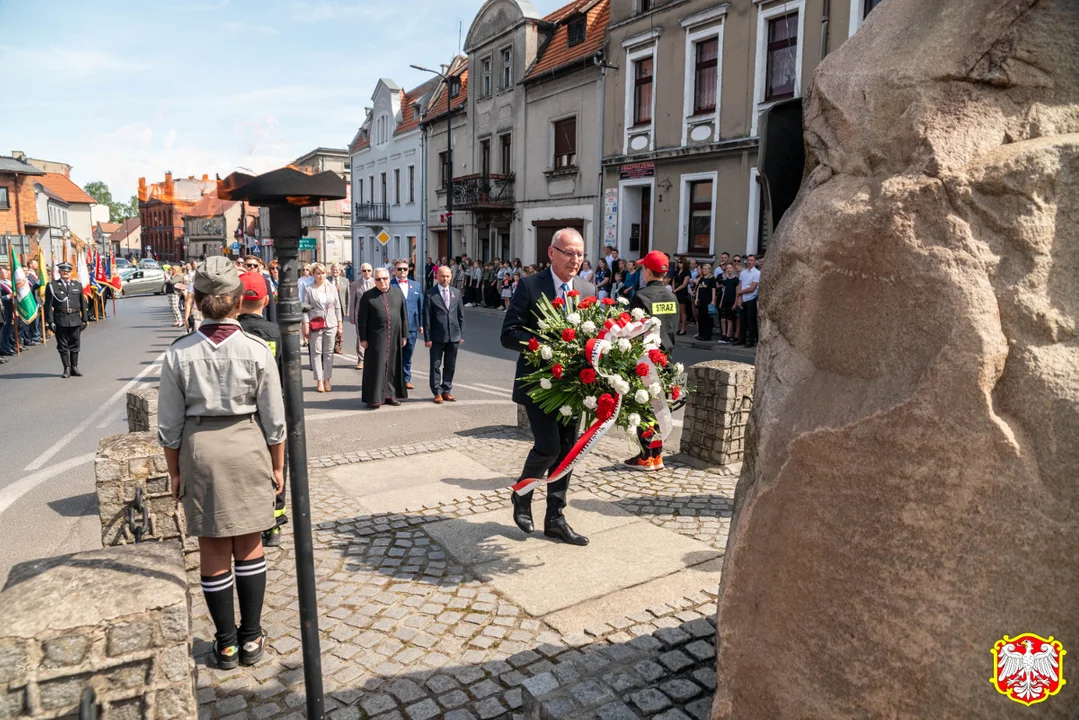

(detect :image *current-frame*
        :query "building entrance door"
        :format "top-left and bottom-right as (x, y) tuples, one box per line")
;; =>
(436, 231), (447, 262)
(639, 187), (651, 255)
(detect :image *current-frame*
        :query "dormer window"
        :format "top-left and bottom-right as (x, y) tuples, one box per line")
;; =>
(568, 17), (586, 46)
(449, 78), (461, 98)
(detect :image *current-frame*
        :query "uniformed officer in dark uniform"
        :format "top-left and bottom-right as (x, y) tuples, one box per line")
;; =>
(45, 262), (89, 378)
(625, 250), (678, 471)
(236, 271), (289, 547)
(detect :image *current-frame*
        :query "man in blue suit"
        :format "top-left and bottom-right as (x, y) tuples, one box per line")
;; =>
(391, 258), (423, 389)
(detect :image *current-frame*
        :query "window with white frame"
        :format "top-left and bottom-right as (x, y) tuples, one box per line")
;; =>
(568, 17), (586, 46)
(752, 0), (805, 135)
(481, 57), (492, 97)
(408, 165), (415, 203)
(622, 36), (659, 153)
(633, 57), (653, 126)
(692, 37), (719, 114)
(849, 0), (887, 36)
(380, 172), (387, 204)
(393, 169), (401, 205)
(369, 175), (375, 203)
(680, 8), (725, 145)
(679, 172), (716, 255)
(552, 117), (577, 169)
(0, 187), (8, 210)
(357, 178), (364, 203)
(501, 48), (513, 89)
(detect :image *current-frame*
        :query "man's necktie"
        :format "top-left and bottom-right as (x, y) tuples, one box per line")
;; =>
(442, 288), (450, 307)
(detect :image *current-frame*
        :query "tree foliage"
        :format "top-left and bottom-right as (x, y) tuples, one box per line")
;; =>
(83, 181), (138, 222)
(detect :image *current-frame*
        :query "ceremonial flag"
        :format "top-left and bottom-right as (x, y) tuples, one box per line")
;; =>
(106, 252), (122, 290)
(94, 249), (108, 286)
(9, 249), (40, 324)
(38, 247), (47, 301)
(77, 249), (91, 296)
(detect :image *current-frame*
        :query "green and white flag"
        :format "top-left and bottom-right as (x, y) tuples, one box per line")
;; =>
(10, 250), (39, 324)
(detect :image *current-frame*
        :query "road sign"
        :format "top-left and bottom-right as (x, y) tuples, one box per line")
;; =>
(376, 230), (391, 246)
(231, 242), (240, 251)
(299, 237), (316, 250)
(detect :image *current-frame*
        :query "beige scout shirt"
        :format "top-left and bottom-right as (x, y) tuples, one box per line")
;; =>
(158, 319), (287, 449)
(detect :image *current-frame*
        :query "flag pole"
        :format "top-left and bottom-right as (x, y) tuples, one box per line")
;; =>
(10, 250), (20, 356)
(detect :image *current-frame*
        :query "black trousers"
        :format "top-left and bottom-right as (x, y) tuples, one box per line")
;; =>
(519, 402), (577, 523)
(696, 304), (713, 340)
(55, 324), (81, 353)
(429, 341), (459, 396)
(742, 298), (759, 342)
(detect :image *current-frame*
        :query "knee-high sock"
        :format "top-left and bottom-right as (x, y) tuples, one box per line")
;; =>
(201, 571), (237, 648)
(234, 556), (267, 644)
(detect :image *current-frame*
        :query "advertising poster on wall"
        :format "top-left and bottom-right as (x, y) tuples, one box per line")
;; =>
(603, 189), (618, 247)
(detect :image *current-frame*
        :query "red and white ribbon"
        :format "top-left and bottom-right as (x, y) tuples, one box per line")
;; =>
(512, 313), (673, 496)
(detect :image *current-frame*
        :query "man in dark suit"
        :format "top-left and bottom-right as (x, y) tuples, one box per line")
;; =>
(423, 265), (465, 404)
(391, 258), (424, 390)
(45, 261), (89, 378)
(500, 228), (596, 546)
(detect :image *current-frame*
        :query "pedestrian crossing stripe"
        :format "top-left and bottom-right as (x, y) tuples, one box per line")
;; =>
(651, 301), (677, 315)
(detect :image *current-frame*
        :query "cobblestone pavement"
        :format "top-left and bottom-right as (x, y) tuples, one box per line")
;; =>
(191, 428), (736, 719)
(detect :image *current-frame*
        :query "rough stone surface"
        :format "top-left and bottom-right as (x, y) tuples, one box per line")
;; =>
(681, 361), (753, 466)
(0, 542), (196, 720)
(712, 1), (1079, 718)
(95, 431), (199, 571)
(126, 386), (159, 433)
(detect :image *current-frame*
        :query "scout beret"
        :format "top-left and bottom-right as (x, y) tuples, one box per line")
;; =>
(194, 256), (242, 294)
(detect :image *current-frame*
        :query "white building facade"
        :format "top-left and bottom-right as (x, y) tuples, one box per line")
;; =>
(350, 78), (437, 269)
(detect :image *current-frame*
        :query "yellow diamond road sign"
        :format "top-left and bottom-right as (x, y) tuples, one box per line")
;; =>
(376, 230), (391, 246)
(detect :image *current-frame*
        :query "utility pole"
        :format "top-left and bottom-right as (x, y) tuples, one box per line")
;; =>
(412, 64), (454, 263)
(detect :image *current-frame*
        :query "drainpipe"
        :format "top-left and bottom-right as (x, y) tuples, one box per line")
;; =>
(420, 120), (429, 289)
(820, 0), (831, 62)
(593, 53), (617, 265)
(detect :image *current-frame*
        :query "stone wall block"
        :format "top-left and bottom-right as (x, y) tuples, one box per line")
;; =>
(126, 387), (159, 434)
(683, 360), (754, 466)
(0, 543), (196, 720)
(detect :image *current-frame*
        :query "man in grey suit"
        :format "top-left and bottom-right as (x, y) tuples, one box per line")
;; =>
(423, 265), (465, 404)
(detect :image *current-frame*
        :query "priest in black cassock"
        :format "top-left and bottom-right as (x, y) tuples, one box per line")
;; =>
(357, 267), (409, 408)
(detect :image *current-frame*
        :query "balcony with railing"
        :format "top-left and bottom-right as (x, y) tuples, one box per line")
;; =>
(451, 174), (514, 210)
(354, 202), (390, 223)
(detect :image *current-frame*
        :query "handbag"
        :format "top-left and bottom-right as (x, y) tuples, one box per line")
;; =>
(708, 303), (718, 317)
(308, 316), (327, 331)
(334, 334), (343, 354)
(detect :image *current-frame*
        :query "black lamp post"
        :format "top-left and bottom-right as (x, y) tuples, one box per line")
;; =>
(411, 64), (453, 263)
(218, 167), (346, 720)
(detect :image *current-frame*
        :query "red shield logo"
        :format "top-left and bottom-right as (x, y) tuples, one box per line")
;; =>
(991, 633), (1066, 706)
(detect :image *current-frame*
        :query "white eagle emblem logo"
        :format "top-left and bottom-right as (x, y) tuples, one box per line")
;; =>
(991, 633), (1066, 706)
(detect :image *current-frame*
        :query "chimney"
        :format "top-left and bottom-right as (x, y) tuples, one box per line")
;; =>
(138, 177), (148, 202)
(11, 150), (25, 160)
(202, 174), (209, 181)
(165, 171), (172, 181)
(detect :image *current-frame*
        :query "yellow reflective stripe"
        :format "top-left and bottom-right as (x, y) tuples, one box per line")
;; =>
(267, 340), (277, 356)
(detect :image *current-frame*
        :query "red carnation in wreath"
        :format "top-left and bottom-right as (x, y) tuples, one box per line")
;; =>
(528, 337), (540, 352)
(578, 299), (594, 309)
(552, 363), (564, 379)
(601, 297), (617, 306)
(596, 393), (617, 422)
(671, 385), (681, 400)
(648, 349), (668, 367)
(562, 328), (576, 342)
(580, 368), (597, 385)
(583, 295), (598, 304)
(567, 289), (580, 298)
(552, 297), (565, 308)
(635, 362), (650, 378)
(619, 312), (632, 324)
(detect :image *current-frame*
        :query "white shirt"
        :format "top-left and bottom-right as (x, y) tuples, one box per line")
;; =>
(550, 268), (573, 301)
(440, 284), (452, 307)
(397, 278), (409, 300)
(739, 267), (761, 302)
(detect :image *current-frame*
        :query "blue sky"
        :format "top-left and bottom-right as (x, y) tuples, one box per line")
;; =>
(0, 0), (561, 202)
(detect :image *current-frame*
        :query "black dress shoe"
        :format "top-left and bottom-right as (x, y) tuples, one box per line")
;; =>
(511, 493), (534, 534)
(544, 519), (589, 546)
(385, 397), (401, 406)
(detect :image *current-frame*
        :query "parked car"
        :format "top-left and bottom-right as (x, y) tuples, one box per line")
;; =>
(115, 257), (132, 270)
(137, 259), (161, 270)
(120, 267), (167, 296)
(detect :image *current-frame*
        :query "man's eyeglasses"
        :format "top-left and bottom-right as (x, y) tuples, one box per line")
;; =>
(550, 246), (584, 260)
(395, 267), (409, 272)
(374, 276), (390, 282)
(245, 263), (259, 269)
(361, 269), (372, 273)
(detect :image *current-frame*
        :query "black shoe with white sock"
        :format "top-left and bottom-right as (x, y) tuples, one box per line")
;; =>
(201, 571), (238, 668)
(234, 556), (267, 664)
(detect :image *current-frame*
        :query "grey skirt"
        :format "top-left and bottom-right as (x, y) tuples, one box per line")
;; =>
(179, 414), (276, 538)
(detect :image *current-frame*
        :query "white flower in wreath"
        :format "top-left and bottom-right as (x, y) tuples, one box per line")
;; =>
(566, 312), (581, 326)
(540, 345), (554, 361)
(537, 319), (548, 330)
(627, 413), (642, 429)
(674, 362), (685, 374)
(582, 396), (597, 410)
(596, 340), (613, 355)
(649, 316), (663, 328)
(649, 382), (663, 398)
(631, 308), (647, 321)
(609, 373), (625, 387)
(617, 338), (632, 353)
(559, 405), (573, 417)
(540, 378), (553, 390)
(614, 379), (632, 396)
(580, 320), (596, 335)
(618, 296), (630, 305)
(634, 389), (650, 404)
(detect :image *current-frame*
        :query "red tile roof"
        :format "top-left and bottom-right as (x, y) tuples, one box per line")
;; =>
(424, 58), (469, 123)
(350, 126), (371, 153)
(394, 79), (439, 136)
(525, 0), (609, 81)
(111, 217), (141, 243)
(183, 194), (237, 218)
(36, 173), (97, 204)
(98, 222), (122, 234)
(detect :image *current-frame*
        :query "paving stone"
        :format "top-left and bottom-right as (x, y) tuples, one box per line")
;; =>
(654, 627), (692, 647)
(629, 688), (673, 714)
(660, 678), (704, 702)
(444, 711), (476, 720)
(330, 706), (361, 720)
(405, 699), (439, 720)
(252, 703), (281, 720)
(603, 670), (643, 693)
(685, 640), (715, 661)
(437, 689), (470, 709)
(470, 679), (501, 699)
(503, 687), (523, 710)
(569, 680), (616, 707)
(654, 711), (693, 720)
(475, 697), (507, 719)
(595, 701), (639, 720)
(634, 659), (668, 683)
(386, 679), (425, 703)
(691, 667), (717, 691)
(214, 695), (248, 716)
(685, 698), (713, 720)
(539, 696), (577, 720)
(360, 694), (396, 716)
(659, 650), (694, 673)
(522, 671), (559, 698)
(682, 618), (714, 638)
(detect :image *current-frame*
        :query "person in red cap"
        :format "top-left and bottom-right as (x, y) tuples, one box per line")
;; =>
(237, 271), (289, 547)
(625, 250), (679, 471)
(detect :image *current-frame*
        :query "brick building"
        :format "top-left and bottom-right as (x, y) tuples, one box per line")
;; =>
(137, 172), (215, 261)
(0, 155), (44, 261)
